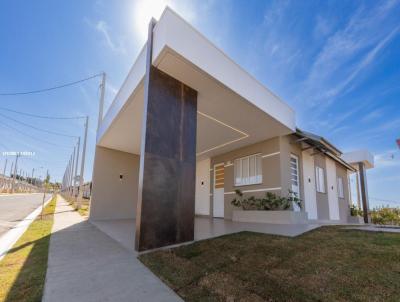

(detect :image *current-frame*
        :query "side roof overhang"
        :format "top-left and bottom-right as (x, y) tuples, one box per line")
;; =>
(96, 7), (296, 160)
(294, 128), (356, 172)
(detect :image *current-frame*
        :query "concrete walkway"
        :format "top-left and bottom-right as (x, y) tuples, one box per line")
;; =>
(43, 196), (181, 302)
(346, 225), (400, 233)
(91, 217), (321, 254)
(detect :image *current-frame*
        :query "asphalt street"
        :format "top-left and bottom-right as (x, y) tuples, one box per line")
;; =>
(0, 193), (51, 237)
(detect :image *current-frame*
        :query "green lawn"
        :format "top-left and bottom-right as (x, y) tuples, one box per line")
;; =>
(139, 227), (400, 302)
(0, 195), (57, 302)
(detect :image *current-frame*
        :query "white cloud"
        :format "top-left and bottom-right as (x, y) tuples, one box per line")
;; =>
(375, 117), (400, 132)
(95, 20), (126, 54)
(85, 18), (127, 54)
(324, 25), (400, 100)
(302, 2), (400, 108)
(361, 108), (385, 122)
(374, 149), (400, 168)
(313, 15), (333, 38)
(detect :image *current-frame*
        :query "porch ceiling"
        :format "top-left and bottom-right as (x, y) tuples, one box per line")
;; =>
(98, 49), (292, 160)
(97, 7), (295, 160)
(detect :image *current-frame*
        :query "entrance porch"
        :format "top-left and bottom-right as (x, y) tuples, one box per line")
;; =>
(90, 217), (320, 253)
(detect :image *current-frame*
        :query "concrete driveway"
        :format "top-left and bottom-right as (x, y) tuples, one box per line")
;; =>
(0, 193), (48, 237)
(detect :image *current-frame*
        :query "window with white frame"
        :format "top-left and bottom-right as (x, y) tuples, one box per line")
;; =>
(337, 177), (344, 198)
(315, 166), (326, 193)
(234, 154), (262, 186)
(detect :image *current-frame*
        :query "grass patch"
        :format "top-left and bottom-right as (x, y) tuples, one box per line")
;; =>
(0, 195), (57, 302)
(139, 227), (400, 302)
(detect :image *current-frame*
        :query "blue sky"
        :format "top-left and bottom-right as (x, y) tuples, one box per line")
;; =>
(0, 0), (399, 207)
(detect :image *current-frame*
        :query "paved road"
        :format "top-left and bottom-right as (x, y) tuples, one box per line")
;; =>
(0, 193), (50, 237)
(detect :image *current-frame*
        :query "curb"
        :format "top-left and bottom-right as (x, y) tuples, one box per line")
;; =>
(0, 194), (53, 261)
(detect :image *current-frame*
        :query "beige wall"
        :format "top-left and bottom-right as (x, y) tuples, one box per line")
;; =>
(207, 134), (352, 222)
(312, 153), (352, 221)
(210, 137), (281, 219)
(90, 146), (139, 220)
(313, 153), (330, 220)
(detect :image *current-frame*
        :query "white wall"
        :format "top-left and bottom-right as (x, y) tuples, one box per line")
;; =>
(326, 157), (340, 220)
(153, 7), (296, 132)
(195, 158), (210, 215)
(302, 150), (318, 219)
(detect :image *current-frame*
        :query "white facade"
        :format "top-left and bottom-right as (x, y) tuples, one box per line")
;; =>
(302, 150), (318, 219)
(326, 158), (340, 220)
(195, 158), (211, 216)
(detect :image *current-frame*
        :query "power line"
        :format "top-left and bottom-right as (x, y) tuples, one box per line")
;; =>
(0, 120), (74, 149)
(0, 112), (78, 138)
(0, 106), (86, 120)
(370, 197), (400, 205)
(0, 73), (102, 96)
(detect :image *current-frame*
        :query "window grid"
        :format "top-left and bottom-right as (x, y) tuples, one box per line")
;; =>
(315, 166), (325, 193)
(234, 154), (262, 186)
(337, 177), (344, 198)
(290, 157), (299, 186)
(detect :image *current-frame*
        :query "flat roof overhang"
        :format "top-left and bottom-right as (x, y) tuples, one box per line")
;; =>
(97, 7), (296, 160)
(342, 150), (375, 170)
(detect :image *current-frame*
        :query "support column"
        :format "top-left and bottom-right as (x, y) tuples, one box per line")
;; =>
(355, 171), (361, 209)
(358, 162), (369, 223)
(135, 19), (197, 251)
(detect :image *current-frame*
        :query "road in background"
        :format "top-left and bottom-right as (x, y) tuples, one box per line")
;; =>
(0, 193), (50, 237)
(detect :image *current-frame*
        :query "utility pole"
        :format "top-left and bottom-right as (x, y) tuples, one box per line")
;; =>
(3, 159), (7, 176)
(78, 116), (89, 202)
(74, 137), (80, 206)
(67, 156), (71, 194)
(41, 169), (49, 220)
(69, 154), (73, 194)
(62, 169), (65, 191)
(97, 72), (106, 131)
(64, 162), (67, 192)
(10, 161), (13, 178)
(64, 164), (68, 192)
(70, 147), (76, 197)
(31, 168), (35, 185)
(11, 154), (19, 193)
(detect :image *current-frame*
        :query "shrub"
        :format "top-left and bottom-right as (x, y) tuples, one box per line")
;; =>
(371, 207), (400, 226)
(231, 189), (301, 211)
(350, 205), (363, 217)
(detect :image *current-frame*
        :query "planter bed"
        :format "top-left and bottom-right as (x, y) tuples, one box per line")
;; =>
(347, 216), (365, 224)
(232, 210), (308, 224)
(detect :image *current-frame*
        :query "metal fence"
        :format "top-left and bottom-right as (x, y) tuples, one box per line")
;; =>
(81, 182), (92, 199)
(0, 175), (41, 193)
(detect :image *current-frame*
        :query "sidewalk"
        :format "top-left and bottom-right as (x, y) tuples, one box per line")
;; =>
(43, 196), (181, 302)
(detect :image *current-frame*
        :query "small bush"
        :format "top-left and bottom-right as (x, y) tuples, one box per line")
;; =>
(231, 189), (301, 211)
(350, 205), (363, 217)
(371, 207), (400, 226)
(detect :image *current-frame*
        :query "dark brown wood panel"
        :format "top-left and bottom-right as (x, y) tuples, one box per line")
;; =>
(135, 66), (198, 251)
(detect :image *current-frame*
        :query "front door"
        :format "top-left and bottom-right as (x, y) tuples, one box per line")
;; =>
(290, 154), (301, 211)
(213, 163), (224, 218)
